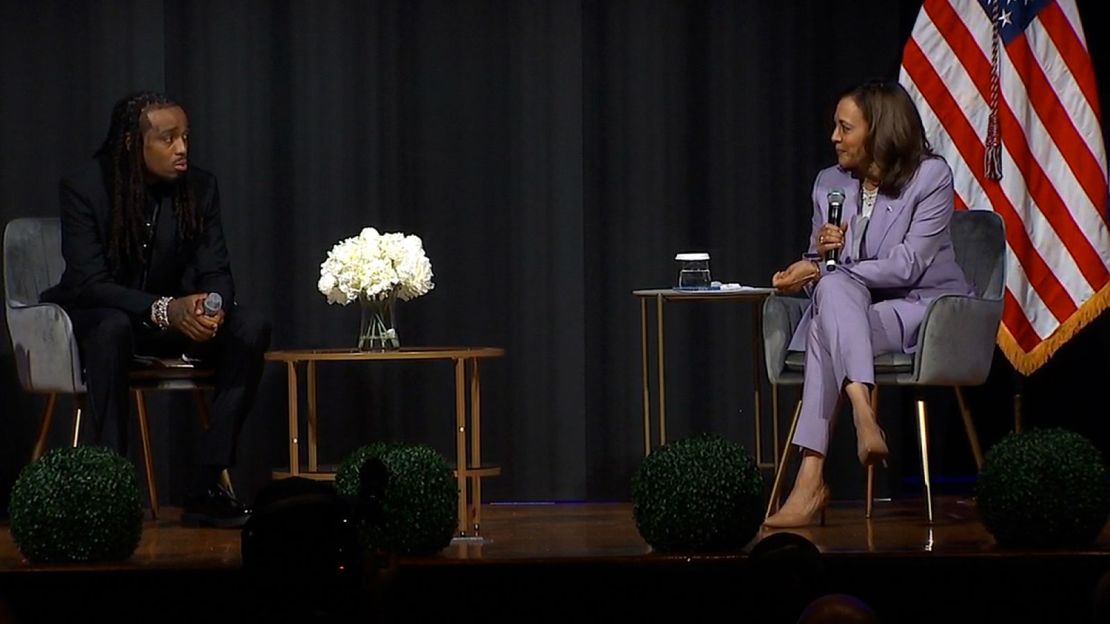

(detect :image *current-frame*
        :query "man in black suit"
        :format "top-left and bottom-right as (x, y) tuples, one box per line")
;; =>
(42, 91), (270, 527)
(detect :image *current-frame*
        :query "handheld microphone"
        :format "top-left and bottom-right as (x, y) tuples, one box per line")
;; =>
(203, 292), (223, 317)
(825, 189), (845, 269)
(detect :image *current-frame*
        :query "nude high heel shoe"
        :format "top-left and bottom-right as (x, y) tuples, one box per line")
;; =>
(763, 485), (830, 529)
(854, 411), (889, 467)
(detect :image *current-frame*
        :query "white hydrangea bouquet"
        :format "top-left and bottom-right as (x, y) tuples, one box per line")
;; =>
(318, 227), (434, 350)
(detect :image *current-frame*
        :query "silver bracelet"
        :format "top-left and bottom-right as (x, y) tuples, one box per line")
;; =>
(150, 296), (172, 329)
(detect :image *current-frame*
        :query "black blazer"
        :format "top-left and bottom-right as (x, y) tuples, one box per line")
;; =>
(42, 158), (235, 319)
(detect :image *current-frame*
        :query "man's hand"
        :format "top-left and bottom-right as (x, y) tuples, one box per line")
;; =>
(772, 260), (821, 294)
(167, 293), (225, 342)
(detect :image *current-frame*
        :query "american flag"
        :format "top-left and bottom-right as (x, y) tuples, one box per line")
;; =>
(899, 0), (1110, 375)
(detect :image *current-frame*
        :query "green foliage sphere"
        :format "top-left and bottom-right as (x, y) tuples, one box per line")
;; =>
(337, 442), (458, 555)
(633, 434), (763, 552)
(9, 446), (143, 562)
(977, 428), (1110, 547)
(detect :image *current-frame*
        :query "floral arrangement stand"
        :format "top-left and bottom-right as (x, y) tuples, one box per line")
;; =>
(264, 346), (505, 538)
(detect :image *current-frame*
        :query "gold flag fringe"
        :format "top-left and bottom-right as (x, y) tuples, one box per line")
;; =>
(999, 279), (1110, 376)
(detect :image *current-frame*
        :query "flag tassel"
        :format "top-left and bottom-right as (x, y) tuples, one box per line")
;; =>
(985, 0), (1003, 181)
(985, 142), (1003, 180)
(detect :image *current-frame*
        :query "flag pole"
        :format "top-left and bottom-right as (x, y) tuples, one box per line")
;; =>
(1012, 370), (1024, 433)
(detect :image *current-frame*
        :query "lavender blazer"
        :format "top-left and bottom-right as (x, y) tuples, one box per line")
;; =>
(788, 157), (972, 354)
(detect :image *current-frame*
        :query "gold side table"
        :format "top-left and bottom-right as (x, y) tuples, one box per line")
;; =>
(264, 346), (505, 537)
(632, 288), (778, 469)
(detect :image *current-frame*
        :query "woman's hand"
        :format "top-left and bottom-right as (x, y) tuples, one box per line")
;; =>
(815, 223), (846, 258)
(772, 260), (821, 294)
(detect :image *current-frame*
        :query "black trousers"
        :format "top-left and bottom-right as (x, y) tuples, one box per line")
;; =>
(68, 306), (271, 469)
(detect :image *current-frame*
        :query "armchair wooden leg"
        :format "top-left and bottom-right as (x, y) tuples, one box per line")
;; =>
(134, 390), (159, 520)
(771, 385), (782, 467)
(866, 465), (875, 519)
(219, 470), (235, 497)
(953, 386), (984, 470)
(766, 399), (802, 518)
(866, 386), (880, 519)
(71, 396), (85, 447)
(916, 397), (934, 524)
(31, 394), (57, 462)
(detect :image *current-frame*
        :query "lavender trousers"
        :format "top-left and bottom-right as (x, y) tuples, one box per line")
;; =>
(792, 271), (906, 455)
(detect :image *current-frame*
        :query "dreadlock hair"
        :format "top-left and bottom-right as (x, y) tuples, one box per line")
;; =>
(95, 91), (201, 270)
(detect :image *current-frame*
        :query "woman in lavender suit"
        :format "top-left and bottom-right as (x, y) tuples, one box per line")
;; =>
(763, 81), (971, 528)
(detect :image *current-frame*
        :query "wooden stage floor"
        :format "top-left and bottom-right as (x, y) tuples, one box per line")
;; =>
(2, 497), (1109, 622)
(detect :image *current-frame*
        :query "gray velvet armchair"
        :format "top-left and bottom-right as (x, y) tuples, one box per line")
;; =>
(762, 209), (1006, 523)
(3, 217), (217, 519)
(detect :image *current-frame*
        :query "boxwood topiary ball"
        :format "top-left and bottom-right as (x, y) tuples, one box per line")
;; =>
(335, 441), (398, 499)
(977, 428), (1110, 548)
(9, 446), (143, 562)
(632, 433), (763, 552)
(336, 442), (458, 555)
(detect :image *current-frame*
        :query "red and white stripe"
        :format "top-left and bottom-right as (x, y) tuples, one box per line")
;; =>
(899, 0), (1110, 374)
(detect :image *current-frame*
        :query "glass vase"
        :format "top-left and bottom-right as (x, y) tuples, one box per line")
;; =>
(358, 292), (400, 351)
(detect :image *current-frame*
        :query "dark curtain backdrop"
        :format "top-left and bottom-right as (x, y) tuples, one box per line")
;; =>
(2, 0), (1108, 509)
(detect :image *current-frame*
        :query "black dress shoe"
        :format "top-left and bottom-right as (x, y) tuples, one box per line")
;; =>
(182, 484), (252, 528)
